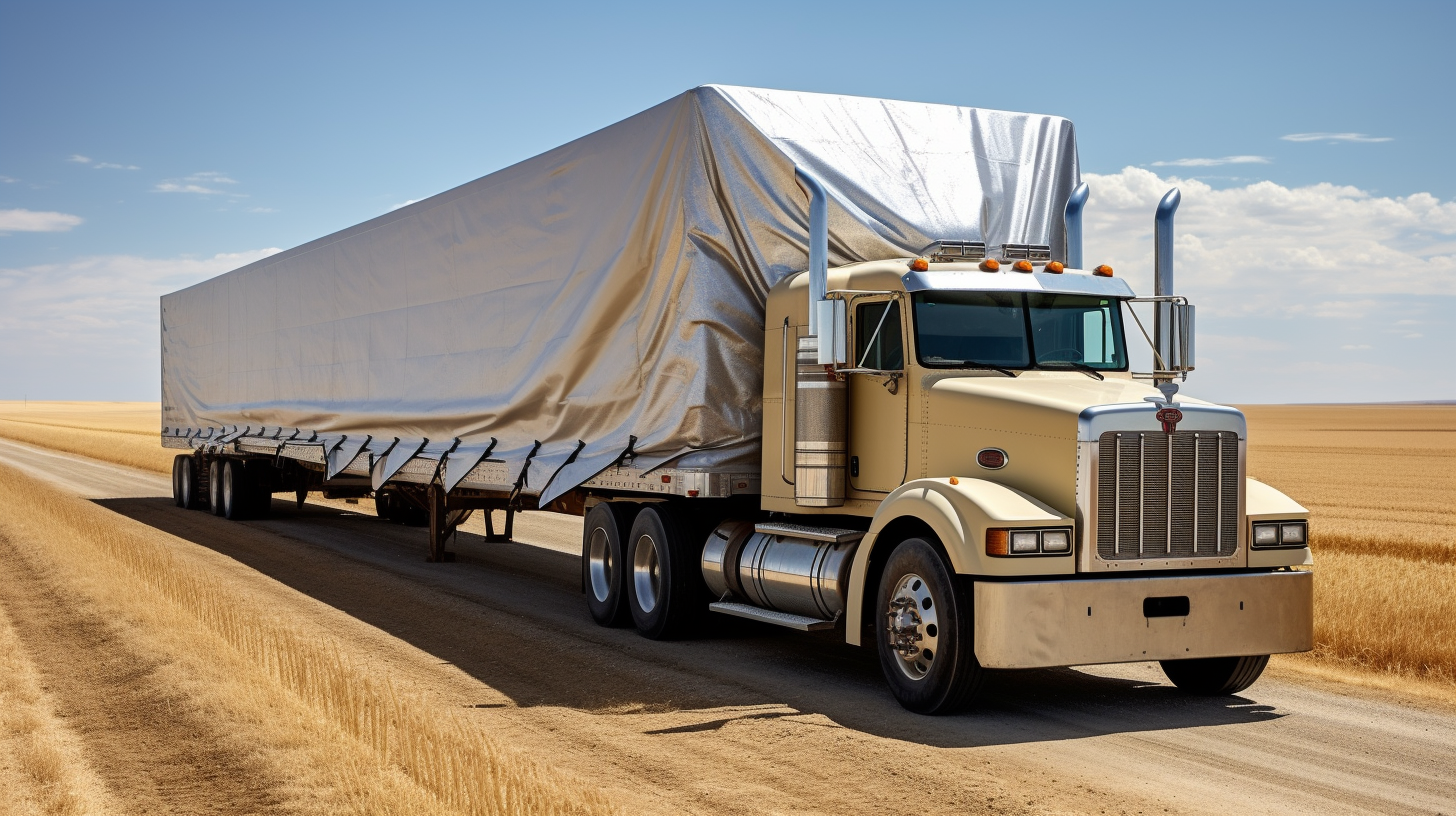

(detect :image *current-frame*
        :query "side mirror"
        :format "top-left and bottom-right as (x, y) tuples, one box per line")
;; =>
(815, 299), (848, 365)
(1128, 296), (1195, 380)
(1158, 300), (1195, 373)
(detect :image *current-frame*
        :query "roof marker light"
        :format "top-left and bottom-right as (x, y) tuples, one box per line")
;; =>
(1013, 260), (1034, 273)
(980, 259), (1000, 272)
(1045, 261), (1064, 274)
(1093, 264), (1114, 277)
(910, 257), (929, 272)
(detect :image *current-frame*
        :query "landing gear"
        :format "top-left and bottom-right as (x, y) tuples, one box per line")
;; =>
(582, 502), (634, 627)
(874, 537), (984, 715)
(625, 504), (704, 640)
(1160, 655), (1269, 695)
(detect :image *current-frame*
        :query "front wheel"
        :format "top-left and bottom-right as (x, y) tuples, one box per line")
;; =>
(874, 537), (984, 715)
(1160, 655), (1269, 695)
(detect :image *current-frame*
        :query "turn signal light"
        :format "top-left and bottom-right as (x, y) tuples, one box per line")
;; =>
(1044, 261), (1064, 274)
(985, 529), (1009, 556)
(1093, 264), (1114, 277)
(980, 259), (1000, 272)
(1013, 260), (1034, 273)
(910, 257), (930, 272)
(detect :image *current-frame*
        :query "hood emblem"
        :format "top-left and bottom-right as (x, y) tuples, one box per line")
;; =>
(1144, 382), (1183, 434)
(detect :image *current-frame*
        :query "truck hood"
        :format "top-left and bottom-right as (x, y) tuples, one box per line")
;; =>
(920, 373), (1245, 517)
(926, 373), (1246, 443)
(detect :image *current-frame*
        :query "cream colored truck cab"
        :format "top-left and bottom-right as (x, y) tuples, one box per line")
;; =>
(746, 257), (1312, 713)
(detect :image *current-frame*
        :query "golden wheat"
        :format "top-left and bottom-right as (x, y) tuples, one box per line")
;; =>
(0, 402), (172, 474)
(0, 462), (621, 816)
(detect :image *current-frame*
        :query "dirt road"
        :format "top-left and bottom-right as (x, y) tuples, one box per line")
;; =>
(1, 435), (1452, 816)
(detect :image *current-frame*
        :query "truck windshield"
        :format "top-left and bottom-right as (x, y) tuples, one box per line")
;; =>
(911, 291), (1127, 370)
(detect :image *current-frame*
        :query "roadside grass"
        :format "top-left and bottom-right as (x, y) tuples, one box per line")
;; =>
(0, 461), (622, 816)
(0, 602), (112, 816)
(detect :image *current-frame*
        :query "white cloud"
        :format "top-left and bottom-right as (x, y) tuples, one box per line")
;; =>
(391, 199), (421, 211)
(0, 175), (18, 184)
(1340, 344), (1372, 350)
(246, 206), (278, 213)
(0, 209), (84, 233)
(1081, 168), (1455, 402)
(0, 249), (281, 398)
(94, 162), (140, 170)
(68, 154), (91, 163)
(1281, 132), (1393, 143)
(1150, 156), (1271, 167)
(154, 171), (242, 195)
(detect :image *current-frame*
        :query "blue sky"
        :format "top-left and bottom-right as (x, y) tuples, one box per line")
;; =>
(1, 0), (1452, 402)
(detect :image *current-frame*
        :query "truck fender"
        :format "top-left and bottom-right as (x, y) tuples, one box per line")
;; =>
(1246, 478), (1313, 568)
(843, 478), (1071, 645)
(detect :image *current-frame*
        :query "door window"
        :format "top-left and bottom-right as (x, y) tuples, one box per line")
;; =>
(856, 301), (903, 370)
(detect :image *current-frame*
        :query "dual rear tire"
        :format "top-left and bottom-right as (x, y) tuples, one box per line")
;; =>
(582, 502), (706, 640)
(171, 454), (207, 510)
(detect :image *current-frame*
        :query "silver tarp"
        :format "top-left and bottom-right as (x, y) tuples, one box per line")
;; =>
(161, 85), (1080, 504)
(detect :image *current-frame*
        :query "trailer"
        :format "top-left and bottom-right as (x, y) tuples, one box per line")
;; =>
(161, 86), (1313, 713)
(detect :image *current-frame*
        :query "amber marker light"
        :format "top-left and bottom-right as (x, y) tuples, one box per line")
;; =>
(1013, 260), (1034, 273)
(1044, 261), (1064, 274)
(985, 528), (1009, 556)
(1093, 264), (1114, 277)
(948, 476), (959, 485)
(910, 257), (930, 272)
(980, 259), (1000, 272)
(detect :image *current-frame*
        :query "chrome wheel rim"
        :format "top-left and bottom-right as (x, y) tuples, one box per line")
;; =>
(587, 526), (613, 603)
(886, 572), (940, 681)
(632, 533), (662, 614)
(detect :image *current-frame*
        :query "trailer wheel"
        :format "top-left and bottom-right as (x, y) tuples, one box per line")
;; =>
(220, 459), (253, 520)
(582, 502), (633, 627)
(625, 504), (703, 640)
(874, 537), (984, 715)
(172, 455), (186, 506)
(177, 455), (206, 510)
(208, 459), (225, 516)
(1159, 655), (1269, 695)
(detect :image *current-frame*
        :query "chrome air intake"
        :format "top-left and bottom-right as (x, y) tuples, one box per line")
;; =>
(702, 522), (864, 620)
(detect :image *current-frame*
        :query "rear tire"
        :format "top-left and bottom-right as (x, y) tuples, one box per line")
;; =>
(625, 504), (703, 640)
(208, 459), (225, 516)
(221, 459), (251, 520)
(1160, 655), (1269, 695)
(874, 537), (984, 715)
(582, 502), (634, 627)
(172, 455), (186, 507)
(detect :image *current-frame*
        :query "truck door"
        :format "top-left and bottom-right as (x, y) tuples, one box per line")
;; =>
(849, 297), (908, 493)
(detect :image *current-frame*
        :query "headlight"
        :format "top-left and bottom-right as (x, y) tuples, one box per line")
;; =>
(1010, 531), (1040, 553)
(1041, 530), (1071, 552)
(986, 527), (1074, 556)
(1252, 520), (1307, 548)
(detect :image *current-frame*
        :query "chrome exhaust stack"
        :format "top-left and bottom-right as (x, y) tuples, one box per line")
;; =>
(793, 168), (846, 507)
(1152, 188), (1192, 383)
(1062, 182), (1089, 268)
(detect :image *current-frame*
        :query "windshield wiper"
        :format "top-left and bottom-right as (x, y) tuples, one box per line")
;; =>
(925, 359), (1016, 377)
(1039, 361), (1104, 381)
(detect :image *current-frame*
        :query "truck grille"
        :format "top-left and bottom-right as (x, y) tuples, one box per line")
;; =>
(1096, 430), (1238, 560)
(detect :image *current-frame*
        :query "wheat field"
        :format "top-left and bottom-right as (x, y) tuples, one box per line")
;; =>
(1241, 404), (1456, 691)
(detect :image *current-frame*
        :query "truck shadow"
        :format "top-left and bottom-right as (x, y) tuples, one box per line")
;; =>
(94, 496), (1284, 749)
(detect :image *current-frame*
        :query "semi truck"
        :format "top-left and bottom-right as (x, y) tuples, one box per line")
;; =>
(161, 86), (1313, 714)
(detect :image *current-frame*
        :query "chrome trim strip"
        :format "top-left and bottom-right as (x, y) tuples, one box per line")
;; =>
(1078, 402), (1245, 442)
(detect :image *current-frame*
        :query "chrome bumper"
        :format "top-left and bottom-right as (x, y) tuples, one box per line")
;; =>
(973, 570), (1312, 669)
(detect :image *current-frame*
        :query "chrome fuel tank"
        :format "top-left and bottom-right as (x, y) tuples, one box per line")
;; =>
(703, 521), (864, 620)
